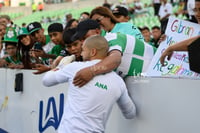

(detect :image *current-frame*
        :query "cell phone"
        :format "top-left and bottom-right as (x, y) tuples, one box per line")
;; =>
(15, 73), (23, 92)
(34, 43), (43, 50)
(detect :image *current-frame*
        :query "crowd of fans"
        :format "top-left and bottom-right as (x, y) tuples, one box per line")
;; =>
(0, 0), (198, 74)
(32, 2), (44, 13)
(1, 1), (200, 132)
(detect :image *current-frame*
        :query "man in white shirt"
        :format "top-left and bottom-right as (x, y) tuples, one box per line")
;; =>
(187, 0), (198, 23)
(158, 0), (173, 33)
(153, 0), (161, 16)
(42, 35), (136, 133)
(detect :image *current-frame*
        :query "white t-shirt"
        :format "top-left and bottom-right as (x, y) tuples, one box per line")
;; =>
(42, 59), (136, 133)
(0, 43), (5, 58)
(187, 0), (195, 17)
(153, 0), (160, 4)
(43, 41), (55, 53)
(158, 2), (172, 19)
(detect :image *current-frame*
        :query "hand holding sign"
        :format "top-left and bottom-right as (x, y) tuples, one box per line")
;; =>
(146, 16), (200, 79)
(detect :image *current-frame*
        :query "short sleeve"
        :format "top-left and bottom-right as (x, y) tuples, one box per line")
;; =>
(188, 37), (200, 73)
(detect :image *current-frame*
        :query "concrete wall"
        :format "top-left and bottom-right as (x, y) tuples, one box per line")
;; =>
(0, 69), (200, 133)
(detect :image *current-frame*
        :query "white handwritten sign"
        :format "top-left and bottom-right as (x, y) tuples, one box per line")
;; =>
(146, 16), (200, 78)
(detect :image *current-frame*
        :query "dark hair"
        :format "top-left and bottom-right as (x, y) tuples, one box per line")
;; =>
(103, 3), (111, 9)
(0, 15), (11, 21)
(151, 26), (161, 30)
(80, 12), (90, 16)
(48, 23), (63, 33)
(90, 6), (119, 24)
(5, 42), (17, 47)
(63, 28), (76, 44)
(140, 26), (150, 32)
(65, 19), (78, 30)
(22, 23), (26, 27)
(17, 36), (35, 69)
(138, 27), (142, 31)
(112, 5), (129, 17)
(66, 13), (72, 19)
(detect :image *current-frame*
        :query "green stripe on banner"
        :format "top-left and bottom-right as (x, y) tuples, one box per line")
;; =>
(133, 38), (145, 56)
(128, 57), (143, 76)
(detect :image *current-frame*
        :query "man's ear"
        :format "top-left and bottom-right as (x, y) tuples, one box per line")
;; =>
(96, 28), (101, 34)
(126, 16), (130, 21)
(90, 48), (97, 57)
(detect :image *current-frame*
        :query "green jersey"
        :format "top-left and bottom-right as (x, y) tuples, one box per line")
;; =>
(110, 22), (144, 42)
(49, 44), (64, 57)
(101, 31), (157, 77)
(4, 55), (22, 65)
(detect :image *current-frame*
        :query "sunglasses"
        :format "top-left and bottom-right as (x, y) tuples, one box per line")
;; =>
(95, 16), (104, 23)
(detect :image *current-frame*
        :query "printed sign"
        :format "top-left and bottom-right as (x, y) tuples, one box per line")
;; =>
(146, 16), (200, 78)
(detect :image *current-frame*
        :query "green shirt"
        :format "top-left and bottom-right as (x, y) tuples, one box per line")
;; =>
(146, 38), (158, 49)
(4, 55), (22, 65)
(45, 35), (51, 44)
(110, 22), (144, 42)
(49, 44), (64, 57)
(101, 31), (157, 77)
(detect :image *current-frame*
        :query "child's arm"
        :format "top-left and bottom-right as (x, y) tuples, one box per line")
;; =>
(0, 58), (8, 67)
(7, 63), (24, 69)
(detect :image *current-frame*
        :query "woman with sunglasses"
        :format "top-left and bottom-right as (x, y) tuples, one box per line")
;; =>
(90, 6), (144, 42)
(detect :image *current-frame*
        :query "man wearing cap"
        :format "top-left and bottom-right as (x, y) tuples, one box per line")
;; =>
(27, 21), (58, 65)
(27, 21), (55, 54)
(112, 6), (130, 22)
(32, 22), (66, 61)
(72, 19), (156, 87)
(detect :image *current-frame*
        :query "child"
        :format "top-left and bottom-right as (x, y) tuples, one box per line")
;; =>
(0, 27), (23, 69)
(30, 22), (65, 65)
